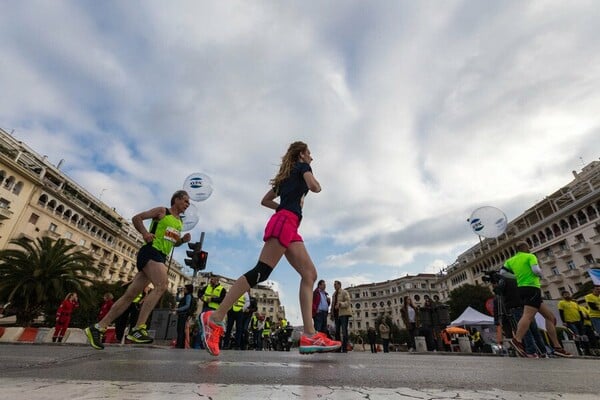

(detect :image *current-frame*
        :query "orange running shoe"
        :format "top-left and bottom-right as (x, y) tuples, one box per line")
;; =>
(299, 332), (341, 354)
(200, 311), (224, 356)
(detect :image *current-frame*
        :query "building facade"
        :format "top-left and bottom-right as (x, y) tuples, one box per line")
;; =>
(345, 273), (440, 333)
(0, 128), (189, 292)
(439, 160), (600, 301)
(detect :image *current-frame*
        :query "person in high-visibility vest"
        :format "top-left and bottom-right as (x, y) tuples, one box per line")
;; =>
(223, 294), (248, 349)
(198, 275), (226, 312)
(262, 316), (272, 350)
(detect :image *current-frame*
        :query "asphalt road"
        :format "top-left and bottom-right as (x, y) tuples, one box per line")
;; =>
(1, 343), (598, 399)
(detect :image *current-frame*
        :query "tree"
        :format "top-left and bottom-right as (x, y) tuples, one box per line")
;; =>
(447, 283), (493, 321)
(0, 237), (99, 326)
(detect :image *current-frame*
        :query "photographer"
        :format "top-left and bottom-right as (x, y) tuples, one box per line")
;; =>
(486, 269), (547, 357)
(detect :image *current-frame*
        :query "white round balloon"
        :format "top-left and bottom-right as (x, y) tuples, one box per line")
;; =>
(183, 172), (213, 202)
(469, 206), (507, 238)
(181, 202), (199, 232)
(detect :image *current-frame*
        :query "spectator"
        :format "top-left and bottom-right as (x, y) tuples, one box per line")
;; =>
(312, 280), (330, 334)
(558, 290), (583, 336)
(98, 293), (114, 321)
(470, 328), (484, 353)
(584, 285), (600, 336)
(379, 321), (390, 353)
(173, 284), (194, 349)
(332, 280), (352, 353)
(53, 292), (79, 343)
(401, 296), (418, 351)
(367, 326), (377, 353)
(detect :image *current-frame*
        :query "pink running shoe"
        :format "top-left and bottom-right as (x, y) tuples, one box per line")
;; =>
(299, 332), (342, 354)
(200, 311), (224, 356)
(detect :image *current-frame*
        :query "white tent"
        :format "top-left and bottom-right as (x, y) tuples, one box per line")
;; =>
(449, 306), (494, 326)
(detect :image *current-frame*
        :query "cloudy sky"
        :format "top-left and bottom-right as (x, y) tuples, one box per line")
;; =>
(2, 1), (599, 324)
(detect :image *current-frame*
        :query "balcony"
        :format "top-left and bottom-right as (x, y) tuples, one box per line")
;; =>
(562, 268), (582, 278)
(572, 241), (590, 252)
(538, 254), (556, 265)
(0, 207), (13, 219)
(547, 273), (564, 284)
(589, 233), (600, 244)
(554, 248), (572, 259)
(43, 230), (60, 239)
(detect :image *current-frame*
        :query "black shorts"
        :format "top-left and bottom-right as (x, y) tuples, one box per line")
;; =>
(136, 243), (167, 271)
(517, 286), (543, 308)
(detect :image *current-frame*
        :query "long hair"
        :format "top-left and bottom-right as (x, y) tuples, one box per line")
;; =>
(269, 141), (308, 191)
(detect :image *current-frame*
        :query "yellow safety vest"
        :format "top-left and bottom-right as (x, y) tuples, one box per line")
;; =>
(280, 319), (288, 328)
(232, 295), (245, 312)
(203, 285), (224, 310)
(132, 293), (143, 304)
(262, 320), (271, 336)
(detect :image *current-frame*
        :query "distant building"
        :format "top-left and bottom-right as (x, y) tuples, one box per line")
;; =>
(345, 273), (440, 333)
(0, 127), (189, 292)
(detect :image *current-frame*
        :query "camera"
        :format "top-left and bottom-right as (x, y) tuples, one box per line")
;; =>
(482, 270), (507, 295)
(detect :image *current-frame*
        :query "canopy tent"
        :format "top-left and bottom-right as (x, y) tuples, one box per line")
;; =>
(449, 306), (494, 326)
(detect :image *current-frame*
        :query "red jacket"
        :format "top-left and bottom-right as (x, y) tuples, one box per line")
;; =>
(56, 299), (78, 322)
(312, 289), (330, 317)
(98, 299), (114, 321)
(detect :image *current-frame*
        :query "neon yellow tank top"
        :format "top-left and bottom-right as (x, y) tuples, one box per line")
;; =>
(150, 210), (183, 255)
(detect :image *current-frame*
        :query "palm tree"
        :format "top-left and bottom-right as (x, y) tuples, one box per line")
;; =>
(0, 236), (99, 326)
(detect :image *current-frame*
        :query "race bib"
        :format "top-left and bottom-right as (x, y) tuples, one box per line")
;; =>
(164, 226), (181, 243)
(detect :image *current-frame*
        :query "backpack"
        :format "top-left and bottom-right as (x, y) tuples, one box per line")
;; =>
(188, 295), (198, 317)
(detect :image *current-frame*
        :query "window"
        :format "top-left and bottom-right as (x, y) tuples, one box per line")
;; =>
(0, 198), (9, 208)
(354, 303), (361, 309)
(584, 254), (595, 264)
(27, 213), (39, 225)
(379, 301), (384, 307)
(365, 312), (369, 318)
(64, 231), (73, 240)
(433, 295), (440, 302)
(421, 283), (427, 289)
(544, 291), (551, 300)
(79, 239), (86, 247)
(414, 294), (421, 302)
(357, 322), (361, 329)
(575, 234), (585, 243)
(12, 181), (23, 195)
(566, 260), (576, 270)
(49, 223), (58, 232)
(551, 266), (559, 275)
(371, 292), (377, 297)
(354, 293), (360, 299)
(371, 302), (377, 308)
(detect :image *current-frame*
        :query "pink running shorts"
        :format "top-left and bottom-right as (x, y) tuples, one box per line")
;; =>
(263, 209), (303, 248)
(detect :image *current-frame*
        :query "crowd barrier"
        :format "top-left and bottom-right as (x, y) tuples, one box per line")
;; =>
(0, 326), (118, 344)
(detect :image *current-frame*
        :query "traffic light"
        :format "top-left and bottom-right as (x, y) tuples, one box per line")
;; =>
(198, 250), (208, 271)
(184, 241), (202, 271)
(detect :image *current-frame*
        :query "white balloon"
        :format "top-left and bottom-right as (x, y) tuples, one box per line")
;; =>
(181, 202), (199, 232)
(469, 206), (507, 238)
(183, 172), (213, 202)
